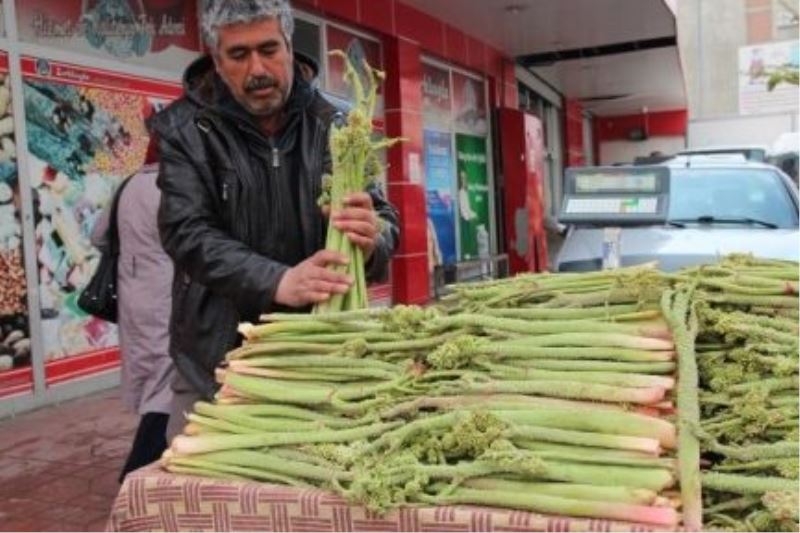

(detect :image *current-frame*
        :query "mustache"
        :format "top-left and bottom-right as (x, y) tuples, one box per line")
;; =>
(245, 76), (278, 93)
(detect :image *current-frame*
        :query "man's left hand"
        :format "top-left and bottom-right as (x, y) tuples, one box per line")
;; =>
(330, 193), (380, 259)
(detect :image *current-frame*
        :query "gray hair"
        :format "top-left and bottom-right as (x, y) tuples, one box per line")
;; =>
(202, 0), (295, 51)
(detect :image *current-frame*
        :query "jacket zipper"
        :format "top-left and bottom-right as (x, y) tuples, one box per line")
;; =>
(272, 146), (281, 169)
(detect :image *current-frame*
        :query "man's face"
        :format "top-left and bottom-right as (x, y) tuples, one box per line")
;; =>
(213, 17), (294, 117)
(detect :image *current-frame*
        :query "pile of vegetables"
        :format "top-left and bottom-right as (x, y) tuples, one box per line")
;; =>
(160, 258), (799, 530)
(680, 256), (798, 531)
(163, 265), (684, 528)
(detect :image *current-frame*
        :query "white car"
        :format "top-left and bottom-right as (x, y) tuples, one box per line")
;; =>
(556, 161), (799, 272)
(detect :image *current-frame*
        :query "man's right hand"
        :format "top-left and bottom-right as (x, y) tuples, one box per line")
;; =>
(274, 250), (352, 307)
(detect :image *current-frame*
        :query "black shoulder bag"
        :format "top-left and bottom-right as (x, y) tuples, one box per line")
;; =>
(77, 176), (134, 323)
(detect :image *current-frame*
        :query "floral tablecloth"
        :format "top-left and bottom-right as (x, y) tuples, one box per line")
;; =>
(107, 465), (668, 532)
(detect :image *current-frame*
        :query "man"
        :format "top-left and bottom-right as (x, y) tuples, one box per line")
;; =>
(148, 0), (399, 441)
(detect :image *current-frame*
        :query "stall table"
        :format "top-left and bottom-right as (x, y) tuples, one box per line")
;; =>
(108, 465), (670, 532)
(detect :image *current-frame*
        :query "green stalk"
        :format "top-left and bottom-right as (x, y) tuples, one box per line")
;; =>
(457, 379), (666, 405)
(701, 472), (799, 495)
(514, 440), (675, 466)
(661, 288), (702, 531)
(493, 408), (676, 448)
(490, 332), (674, 351)
(483, 364), (675, 390)
(177, 450), (352, 482)
(483, 304), (658, 321)
(509, 426), (661, 455)
(513, 359), (676, 374)
(226, 342), (337, 360)
(228, 355), (398, 371)
(484, 344), (674, 362)
(463, 478), (658, 504)
(429, 314), (671, 340)
(423, 488), (679, 526)
(166, 456), (309, 487)
(171, 420), (400, 455)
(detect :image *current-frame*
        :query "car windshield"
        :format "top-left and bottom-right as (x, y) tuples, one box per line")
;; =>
(668, 168), (798, 229)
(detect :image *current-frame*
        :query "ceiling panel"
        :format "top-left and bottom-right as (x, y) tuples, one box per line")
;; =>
(400, 0), (676, 57)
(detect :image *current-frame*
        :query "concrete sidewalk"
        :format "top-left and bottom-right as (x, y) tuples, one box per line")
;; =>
(0, 388), (138, 532)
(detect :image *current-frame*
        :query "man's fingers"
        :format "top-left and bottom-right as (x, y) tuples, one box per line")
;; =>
(345, 232), (374, 249)
(309, 249), (349, 266)
(333, 219), (376, 237)
(333, 206), (376, 222)
(310, 265), (353, 286)
(310, 279), (350, 295)
(343, 192), (373, 209)
(305, 291), (333, 303)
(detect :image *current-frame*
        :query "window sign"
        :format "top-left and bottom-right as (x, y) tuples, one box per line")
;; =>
(452, 71), (488, 136)
(325, 25), (382, 110)
(16, 0), (201, 72)
(22, 56), (180, 362)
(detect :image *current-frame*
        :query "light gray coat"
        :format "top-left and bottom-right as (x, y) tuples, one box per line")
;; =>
(92, 164), (174, 414)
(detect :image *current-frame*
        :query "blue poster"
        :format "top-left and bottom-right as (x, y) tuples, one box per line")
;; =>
(424, 129), (457, 265)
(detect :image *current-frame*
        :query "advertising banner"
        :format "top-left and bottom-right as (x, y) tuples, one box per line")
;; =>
(22, 56), (180, 361)
(456, 133), (490, 261)
(739, 40), (800, 115)
(422, 63), (451, 131)
(16, 0), (200, 72)
(423, 129), (456, 266)
(326, 25), (382, 106)
(0, 51), (31, 380)
(452, 72), (488, 137)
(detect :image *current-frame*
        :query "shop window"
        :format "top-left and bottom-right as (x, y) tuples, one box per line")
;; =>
(21, 56), (180, 383)
(422, 59), (495, 270)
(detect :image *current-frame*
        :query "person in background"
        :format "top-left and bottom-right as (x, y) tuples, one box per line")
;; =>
(148, 0), (400, 442)
(91, 135), (174, 481)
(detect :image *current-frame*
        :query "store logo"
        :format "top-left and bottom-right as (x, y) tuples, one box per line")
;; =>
(423, 74), (450, 102)
(35, 58), (51, 77)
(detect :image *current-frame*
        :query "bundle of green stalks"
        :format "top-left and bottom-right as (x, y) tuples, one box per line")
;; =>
(163, 265), (683, 527)
(313, 51), (402, 313)
(676, 256), (799, 532)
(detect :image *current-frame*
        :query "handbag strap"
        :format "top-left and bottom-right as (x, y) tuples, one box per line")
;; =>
(108, 174), (136, 255)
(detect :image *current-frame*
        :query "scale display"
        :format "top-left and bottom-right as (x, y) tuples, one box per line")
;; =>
(558, 166), (671, 225)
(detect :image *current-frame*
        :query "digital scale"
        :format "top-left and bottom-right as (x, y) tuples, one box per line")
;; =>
(558, 166), (671, 226)
(557, 166), (671, 270)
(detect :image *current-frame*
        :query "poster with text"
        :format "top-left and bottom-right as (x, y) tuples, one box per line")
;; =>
(424, 129), (456, 266)
(452, 71), (488, 136)
(422, 63), (451, 131)
(456, 134), (490, 261)
(0, 51), (31, 376)
(23, 56), (180, 361)
(326, 25), (383, 112)
(739, 40), (800, 115)
(16, 0), (200, 72)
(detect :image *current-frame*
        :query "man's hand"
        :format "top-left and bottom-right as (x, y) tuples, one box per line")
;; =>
(330, 193), (380, 258)
(274, 250), (352, 307)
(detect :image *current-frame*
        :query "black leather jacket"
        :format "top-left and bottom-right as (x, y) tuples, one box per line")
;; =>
(149, 56), (400, 398)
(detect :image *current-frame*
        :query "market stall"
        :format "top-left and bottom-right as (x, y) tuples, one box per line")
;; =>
(105, 254), (799, 532)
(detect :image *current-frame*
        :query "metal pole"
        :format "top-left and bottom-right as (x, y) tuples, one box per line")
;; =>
(2, 0), (47, 399)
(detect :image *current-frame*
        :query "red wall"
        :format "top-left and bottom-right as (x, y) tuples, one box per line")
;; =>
(594, 109), (688, 142)
(294, 0), (519, 109)
(565, 99), (586, 167)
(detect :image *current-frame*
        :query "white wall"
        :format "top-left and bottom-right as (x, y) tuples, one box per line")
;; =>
(688, 112), (799, 148)
(599, 136), (687, 165)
